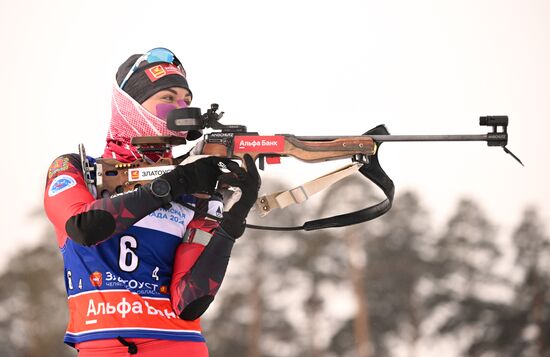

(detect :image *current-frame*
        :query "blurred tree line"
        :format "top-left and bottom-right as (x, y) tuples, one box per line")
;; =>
(1, 177), (548, 357)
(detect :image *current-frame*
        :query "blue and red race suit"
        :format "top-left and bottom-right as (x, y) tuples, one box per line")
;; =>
(44, 153), (235, 356)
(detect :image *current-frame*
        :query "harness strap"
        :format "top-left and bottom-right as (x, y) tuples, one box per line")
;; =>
(117, 336), (138, 354)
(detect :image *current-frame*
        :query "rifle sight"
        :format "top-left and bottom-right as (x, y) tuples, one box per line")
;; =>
(167, 103), (247, 133)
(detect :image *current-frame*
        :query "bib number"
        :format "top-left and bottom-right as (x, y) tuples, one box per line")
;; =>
(119, 236), (139, 272)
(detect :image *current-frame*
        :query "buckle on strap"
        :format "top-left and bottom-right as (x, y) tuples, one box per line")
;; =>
(289, 186), (308, 203)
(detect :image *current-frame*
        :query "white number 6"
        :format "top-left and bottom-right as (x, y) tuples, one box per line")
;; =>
(119, 236), (138, 272)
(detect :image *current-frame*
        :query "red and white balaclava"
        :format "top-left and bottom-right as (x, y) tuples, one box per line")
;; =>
(104, 52), (192, 162)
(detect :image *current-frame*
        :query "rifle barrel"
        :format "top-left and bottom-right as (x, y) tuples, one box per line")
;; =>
(293, 134), (489, 142)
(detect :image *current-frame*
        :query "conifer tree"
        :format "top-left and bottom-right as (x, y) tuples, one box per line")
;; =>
(425, 198), (510, 356)
(0, 211), (75, 357)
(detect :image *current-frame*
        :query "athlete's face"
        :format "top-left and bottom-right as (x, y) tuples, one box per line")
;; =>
(141, 87), (192, 119)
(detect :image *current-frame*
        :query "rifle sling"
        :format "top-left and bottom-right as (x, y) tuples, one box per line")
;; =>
(255, 163), (363, 217)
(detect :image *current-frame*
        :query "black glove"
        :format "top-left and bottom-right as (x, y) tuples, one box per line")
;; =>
(218, 154), (261, 239)
(159, 156), (228, 198)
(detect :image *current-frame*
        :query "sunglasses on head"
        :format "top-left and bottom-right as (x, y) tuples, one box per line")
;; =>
(119, 47), (187, 89)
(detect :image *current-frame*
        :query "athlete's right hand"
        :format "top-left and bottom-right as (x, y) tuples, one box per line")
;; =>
(161, 156), (227, 198)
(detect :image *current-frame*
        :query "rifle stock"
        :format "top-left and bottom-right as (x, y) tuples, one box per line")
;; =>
(201, 134), (377, 166)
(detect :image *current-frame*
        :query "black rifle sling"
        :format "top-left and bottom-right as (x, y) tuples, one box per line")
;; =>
(300, 124), (394, 230)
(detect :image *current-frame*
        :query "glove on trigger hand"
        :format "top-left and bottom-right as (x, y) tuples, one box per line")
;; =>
(159, 156), (227, 199)
(218, 154), (261, 239)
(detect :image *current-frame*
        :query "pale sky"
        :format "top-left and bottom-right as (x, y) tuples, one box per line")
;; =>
(1, 0), (549, 270)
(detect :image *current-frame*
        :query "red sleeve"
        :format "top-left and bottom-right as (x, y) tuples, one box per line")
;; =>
(44, 155), (95, 247)
(44, 154), (168, 247)
(170, 228), (235, 320)
(170, 243), (206, 303)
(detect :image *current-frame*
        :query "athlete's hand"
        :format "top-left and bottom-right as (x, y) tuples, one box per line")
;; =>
(217, 154), (261, 239)
(161, 156), (228, 198)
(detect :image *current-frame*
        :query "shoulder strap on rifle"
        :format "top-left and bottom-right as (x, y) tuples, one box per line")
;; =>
(255, 163), (363, 216)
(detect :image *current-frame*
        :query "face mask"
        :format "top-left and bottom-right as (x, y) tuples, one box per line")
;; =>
(104, 84), (190, 162)
(155, 100), (188, 120)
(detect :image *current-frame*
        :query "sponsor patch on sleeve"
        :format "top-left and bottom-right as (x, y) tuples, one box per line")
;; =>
(48, 175), (77, 197)
(48, 157), (70, 178)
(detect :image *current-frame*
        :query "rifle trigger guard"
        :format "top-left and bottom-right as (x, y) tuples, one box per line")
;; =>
(352, 153), (369, 165)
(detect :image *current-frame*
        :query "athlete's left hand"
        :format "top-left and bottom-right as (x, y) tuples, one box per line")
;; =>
(217, 154), (261, 239)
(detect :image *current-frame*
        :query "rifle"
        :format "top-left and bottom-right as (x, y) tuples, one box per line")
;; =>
(156, 103), (523, 231)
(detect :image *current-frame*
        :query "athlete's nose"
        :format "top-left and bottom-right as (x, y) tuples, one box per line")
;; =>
(176, 100), (188, 109)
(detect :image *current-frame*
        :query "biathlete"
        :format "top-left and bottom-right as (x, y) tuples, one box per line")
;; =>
(44, 47), (260, 356)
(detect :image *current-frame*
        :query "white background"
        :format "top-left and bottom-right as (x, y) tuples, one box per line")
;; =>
(1, 0), (549, 267)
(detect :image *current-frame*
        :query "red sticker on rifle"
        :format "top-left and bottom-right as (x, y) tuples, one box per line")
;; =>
(233, 136), (285, 153)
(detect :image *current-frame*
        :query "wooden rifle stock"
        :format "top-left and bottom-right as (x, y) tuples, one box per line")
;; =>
(201, 134), (377, 167)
